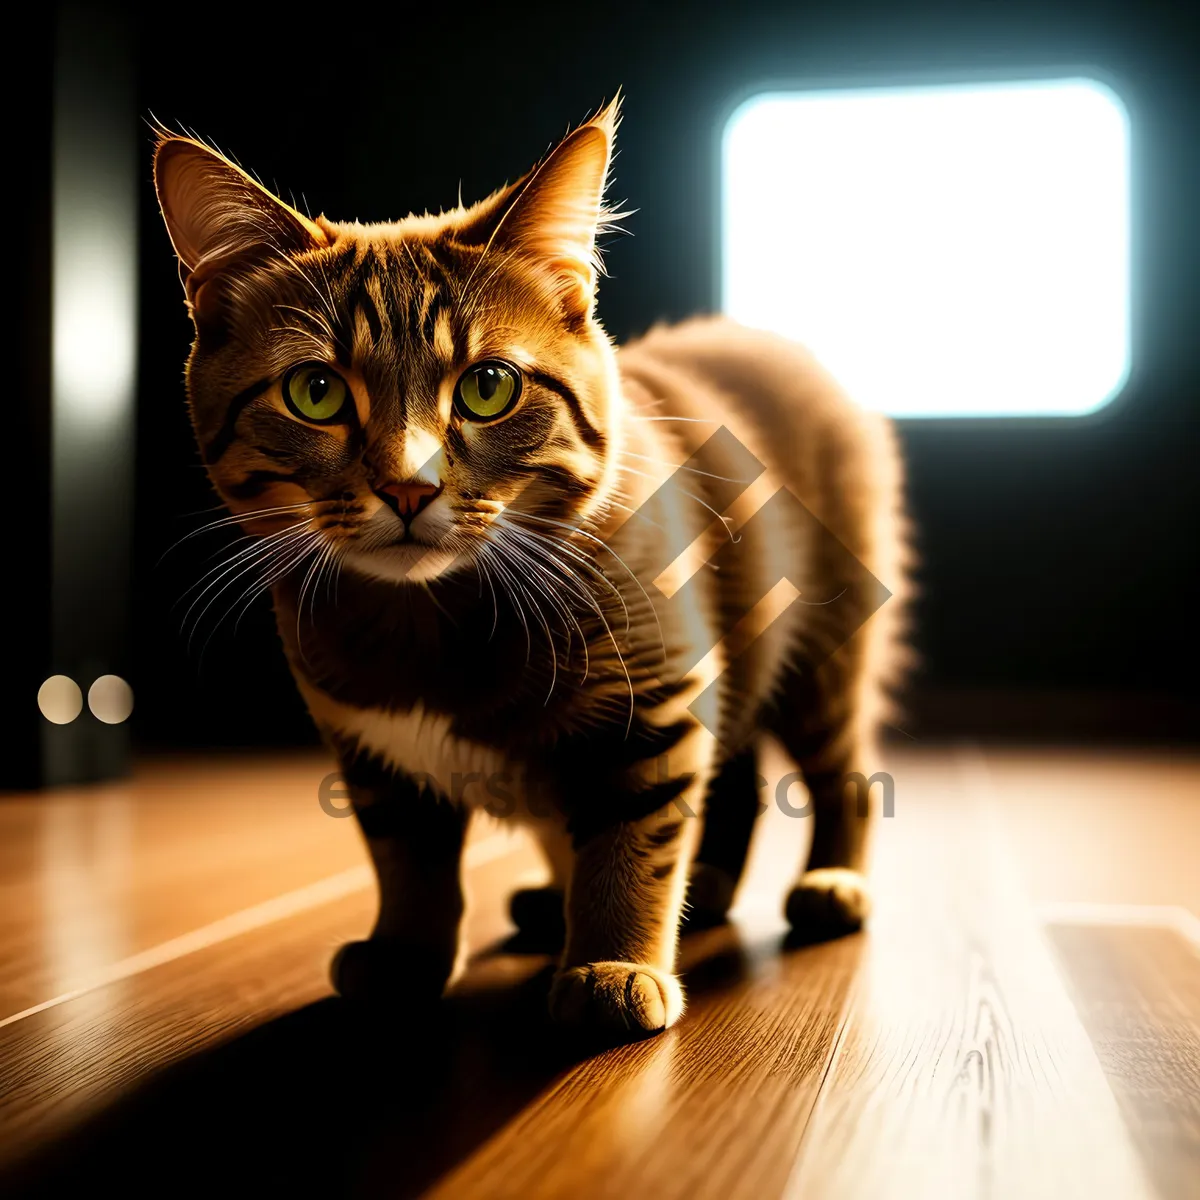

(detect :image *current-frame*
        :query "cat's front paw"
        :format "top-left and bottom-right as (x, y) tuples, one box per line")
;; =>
(330, 937), (457, 1005)
(785, 868), (872, 942)
(549, 961), (684, 1037)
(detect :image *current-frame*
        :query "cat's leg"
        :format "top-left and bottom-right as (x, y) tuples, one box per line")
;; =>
(770, 648), (876, 941)
(684, 744), (763, 928)
(548, 747), (708, 1036)
(330, 752), (470, 1003)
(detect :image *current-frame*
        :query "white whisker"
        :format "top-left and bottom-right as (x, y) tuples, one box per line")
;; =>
(478, 543), (533, 667)
(617, 464), (737, 541)
(179, 523), (310, 628)
(506, 509), (664, 665)
(494, 526), (590, 684)
(628, 415), (720, 423)
(620, 450), (753, 484)
(158, 501), (315, 564)
(188, 526), (318, 660)
(495, 519), (635, 733)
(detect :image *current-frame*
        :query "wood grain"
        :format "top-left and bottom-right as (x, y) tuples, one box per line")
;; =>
(1048, 922), (1200, 1200)
(784, 748), (1157, 1200)
(0, 752), (364, 1017)
(427, 927), (861, 1200)
(0, 831), (542, 1177)
(0, 747), (1198, 1198)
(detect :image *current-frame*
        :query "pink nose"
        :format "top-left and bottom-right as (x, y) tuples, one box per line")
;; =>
(375, 480), (442, 520)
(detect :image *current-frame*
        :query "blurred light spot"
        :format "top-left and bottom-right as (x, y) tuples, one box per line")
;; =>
(38, 675), (83, 724)
(722, 78), (1131, 416)
(53, 251), (136, 432)
(88, 674), (134, 724)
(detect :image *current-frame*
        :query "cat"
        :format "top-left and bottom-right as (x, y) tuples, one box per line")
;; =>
(153, 97), (908, 1037)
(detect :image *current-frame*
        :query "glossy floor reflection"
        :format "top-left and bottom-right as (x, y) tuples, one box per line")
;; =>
(0, 746), (1197, 1199)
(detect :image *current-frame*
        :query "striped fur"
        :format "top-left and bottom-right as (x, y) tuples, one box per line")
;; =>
(154, 99), (910, 1037)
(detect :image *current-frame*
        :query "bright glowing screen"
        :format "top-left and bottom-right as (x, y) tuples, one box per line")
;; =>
(722, 79), (1130, 416)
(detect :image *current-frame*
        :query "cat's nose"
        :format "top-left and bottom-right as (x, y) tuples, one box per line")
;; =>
(374, 480), (443, 521)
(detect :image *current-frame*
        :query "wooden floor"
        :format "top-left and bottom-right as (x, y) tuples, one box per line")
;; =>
(0, 744), (1197, 1198)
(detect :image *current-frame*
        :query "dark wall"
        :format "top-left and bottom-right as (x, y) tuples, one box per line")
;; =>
(7, 10), (54, 784)
(132, 0), (1199, 748)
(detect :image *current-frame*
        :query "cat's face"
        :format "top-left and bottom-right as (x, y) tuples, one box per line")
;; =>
(155, 103), (623, 584)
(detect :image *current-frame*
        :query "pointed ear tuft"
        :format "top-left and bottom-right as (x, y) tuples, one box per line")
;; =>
(153, 136), (328, 320)
(463, 95), (623, 320)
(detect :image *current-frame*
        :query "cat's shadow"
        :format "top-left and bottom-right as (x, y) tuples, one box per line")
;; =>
(1, 930), (758, 1197)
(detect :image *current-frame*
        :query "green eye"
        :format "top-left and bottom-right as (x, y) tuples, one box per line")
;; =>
(282, 363), (351, 424)
(455, 360), (522, 422)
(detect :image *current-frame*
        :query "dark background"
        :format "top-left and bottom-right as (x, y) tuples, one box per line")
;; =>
(84, 0), (1200, 747)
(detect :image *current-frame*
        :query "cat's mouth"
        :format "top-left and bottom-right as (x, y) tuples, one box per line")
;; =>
(385, 528), (428, 546)
(338, 493), (474, 585)
(343, 538), (470, 585)
(371, 523), (443, 559)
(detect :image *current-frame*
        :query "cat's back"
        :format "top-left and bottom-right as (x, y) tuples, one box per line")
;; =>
(616, 316), (904, 567)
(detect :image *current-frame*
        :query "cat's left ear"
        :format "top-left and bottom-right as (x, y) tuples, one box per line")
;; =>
(153, 135), (329, 324)
(461, 96), (621, 321)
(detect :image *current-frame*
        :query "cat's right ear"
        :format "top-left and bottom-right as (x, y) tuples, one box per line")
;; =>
(153, 136), (328, 323)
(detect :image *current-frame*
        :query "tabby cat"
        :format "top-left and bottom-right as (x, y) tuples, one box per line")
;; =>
(153, 98), (907, 1037)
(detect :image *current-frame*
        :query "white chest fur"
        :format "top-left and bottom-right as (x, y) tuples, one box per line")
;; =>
(320, 699), (521, 811)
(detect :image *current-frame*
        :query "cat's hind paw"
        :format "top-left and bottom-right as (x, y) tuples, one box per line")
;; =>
(549, 961), (684, 1037)
(508, 886), (566, 952)
(330, 937), (456, 1006)
(785, 868), (872, 942)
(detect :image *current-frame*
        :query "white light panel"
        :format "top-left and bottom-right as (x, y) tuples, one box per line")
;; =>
(722, 78), (1131, 416)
